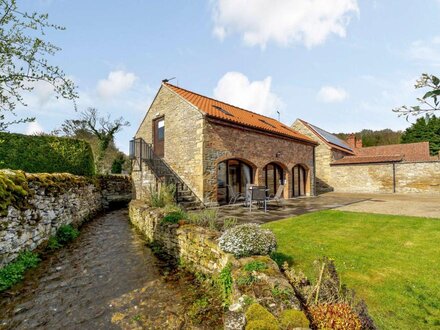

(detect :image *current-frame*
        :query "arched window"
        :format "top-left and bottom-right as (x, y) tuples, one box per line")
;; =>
(263, 163), (285, 197)
(292, 165), (307, 197)
(217, 159), (253, 204)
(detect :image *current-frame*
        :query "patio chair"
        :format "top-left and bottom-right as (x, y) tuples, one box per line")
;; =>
(245, 183), (256, 207)
(249, 186), (268, 212)
(268, 185), (285, 206)
(227, 184), (244, 204)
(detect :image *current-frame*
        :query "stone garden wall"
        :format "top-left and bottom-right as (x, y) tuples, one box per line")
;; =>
(129, 200), (231, 274)
(0, 171), (132, 267)
(330, 161), (440, 194)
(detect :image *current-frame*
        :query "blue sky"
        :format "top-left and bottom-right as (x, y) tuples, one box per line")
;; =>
(11, 0), (440, 152)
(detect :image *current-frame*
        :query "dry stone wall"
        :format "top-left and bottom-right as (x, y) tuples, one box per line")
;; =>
(129, 200), (231, 274)
(0, 172), (132, 267)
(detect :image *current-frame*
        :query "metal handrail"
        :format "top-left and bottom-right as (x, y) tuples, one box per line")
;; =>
(129, 137), (203, 206)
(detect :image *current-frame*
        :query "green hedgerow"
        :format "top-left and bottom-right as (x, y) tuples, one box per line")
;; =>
(0, 251), (40, 291)
(0, 132), (95, 176)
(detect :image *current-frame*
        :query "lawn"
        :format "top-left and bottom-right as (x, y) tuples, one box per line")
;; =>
(263, 210), (440, 330)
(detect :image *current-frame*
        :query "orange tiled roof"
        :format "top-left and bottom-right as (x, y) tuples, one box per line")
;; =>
(164, 83), (316, 144)
(332, 155), (403, 165)
(354, 142), (432, 162)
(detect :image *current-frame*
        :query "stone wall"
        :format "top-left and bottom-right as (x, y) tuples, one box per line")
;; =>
(204, 119), (316, 204)
(129, 200), (231, 274)
(0, 171), (132, 267)
(395, 161), (440, 194)
(291, 120), (350, 194)
(330, 161), (440, 194)
(135, 85), (205, 200)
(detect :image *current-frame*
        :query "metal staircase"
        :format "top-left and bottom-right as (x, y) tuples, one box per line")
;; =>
(129, 138), (203, 209)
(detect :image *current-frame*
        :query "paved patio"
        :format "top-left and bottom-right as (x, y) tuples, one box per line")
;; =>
(215, 192), (440, 224)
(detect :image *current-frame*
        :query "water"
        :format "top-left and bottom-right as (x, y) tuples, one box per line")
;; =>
(0, 209), (197, 329)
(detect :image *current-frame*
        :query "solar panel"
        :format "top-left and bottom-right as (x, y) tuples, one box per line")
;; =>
(309, 123), (353, 151)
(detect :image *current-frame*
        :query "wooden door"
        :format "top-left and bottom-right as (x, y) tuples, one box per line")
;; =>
(153, 117), (165, 157)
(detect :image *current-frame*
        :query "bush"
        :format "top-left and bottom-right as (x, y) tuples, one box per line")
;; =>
(279, 309), (309, 329)
(0, 132), (95, 175)
(47, 225), (79, 250)
(245, 303), (279, 330)
(219, 223), (277, 258)
(309, 303), (362, 330)
(0, 251), (40, 291)
(162, 211), (186, 224)
(188, 208), (219, 230)
(147, 184), (175, 207)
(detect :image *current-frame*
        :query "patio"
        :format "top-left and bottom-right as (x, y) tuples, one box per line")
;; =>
(215, 193), (368, 224)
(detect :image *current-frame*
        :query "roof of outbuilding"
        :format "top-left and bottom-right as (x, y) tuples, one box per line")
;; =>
(164, 83), (316, 144)
(332, 155), (403, 165)
(353, 142), (432, 162)
(297, 119), (355, 154)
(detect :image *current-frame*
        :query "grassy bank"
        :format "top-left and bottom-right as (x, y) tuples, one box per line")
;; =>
(263, 210), (440, 329)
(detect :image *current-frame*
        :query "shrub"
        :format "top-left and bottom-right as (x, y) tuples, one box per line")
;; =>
(147, 184), (176, 207)
(223, 216), (238, 230)
(188, 208), (219, 230)
(219, 223), (277, 258)
(56, 225), (80, 244)
(279, 309), (309, 329)
(308, 303), (362, 330)
(0, 132), (95, 176)
(47, 225), (80, 250)
(243, 260), (268, 272)
(245, 303), (279, 329)
(162, 210), (187, 224)
(0, 251), (40, 291)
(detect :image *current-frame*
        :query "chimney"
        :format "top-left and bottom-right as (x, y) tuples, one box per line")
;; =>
(355, 138), (363, 149)
(346, 134), (356, 149)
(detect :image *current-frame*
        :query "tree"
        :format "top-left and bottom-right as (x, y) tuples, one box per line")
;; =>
(336, 129), (403, 147)
(0, 0), (77, 130)
(393, 73), (440, 119)
(54, 108), (130, 173)
(401, 116), (440, 156)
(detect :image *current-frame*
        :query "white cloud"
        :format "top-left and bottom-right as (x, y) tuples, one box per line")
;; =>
(25, 121), (44, 135)
(213, 72), (283, 116)
(97, 70), (138, 99)
(211, 0), (359, 48)
(317, 86), (349, 103)
(408, 36), (440, 66)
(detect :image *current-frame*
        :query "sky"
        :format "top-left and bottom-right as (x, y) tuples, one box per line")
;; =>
(9, 0), (440, 153)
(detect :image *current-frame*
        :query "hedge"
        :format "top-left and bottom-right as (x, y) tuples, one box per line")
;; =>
(0, 132), (95, 176)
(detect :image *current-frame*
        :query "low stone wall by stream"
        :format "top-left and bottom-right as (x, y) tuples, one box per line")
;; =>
(129, 201), (303, 330)
(129, 200), (231, 274)
(0, 171), (132, 267)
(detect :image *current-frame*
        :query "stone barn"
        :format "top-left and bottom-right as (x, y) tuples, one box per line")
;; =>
(131, 82), (317, 207)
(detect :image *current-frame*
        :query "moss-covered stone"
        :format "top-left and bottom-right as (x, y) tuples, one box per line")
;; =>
(279, 309), (310, 329)
(245, 303), (279, 324)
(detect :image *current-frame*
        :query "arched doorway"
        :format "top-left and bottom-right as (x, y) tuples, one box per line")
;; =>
(292, 164), (307, 197)
(217, 159), (253, 204)
(263, 162), (285, 197)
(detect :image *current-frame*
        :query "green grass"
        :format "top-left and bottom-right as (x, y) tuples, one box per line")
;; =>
(263, 210), (440, 330)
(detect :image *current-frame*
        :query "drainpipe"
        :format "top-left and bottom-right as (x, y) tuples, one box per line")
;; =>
(312, 146), (316, 196)
(392, 162), (396, 193)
